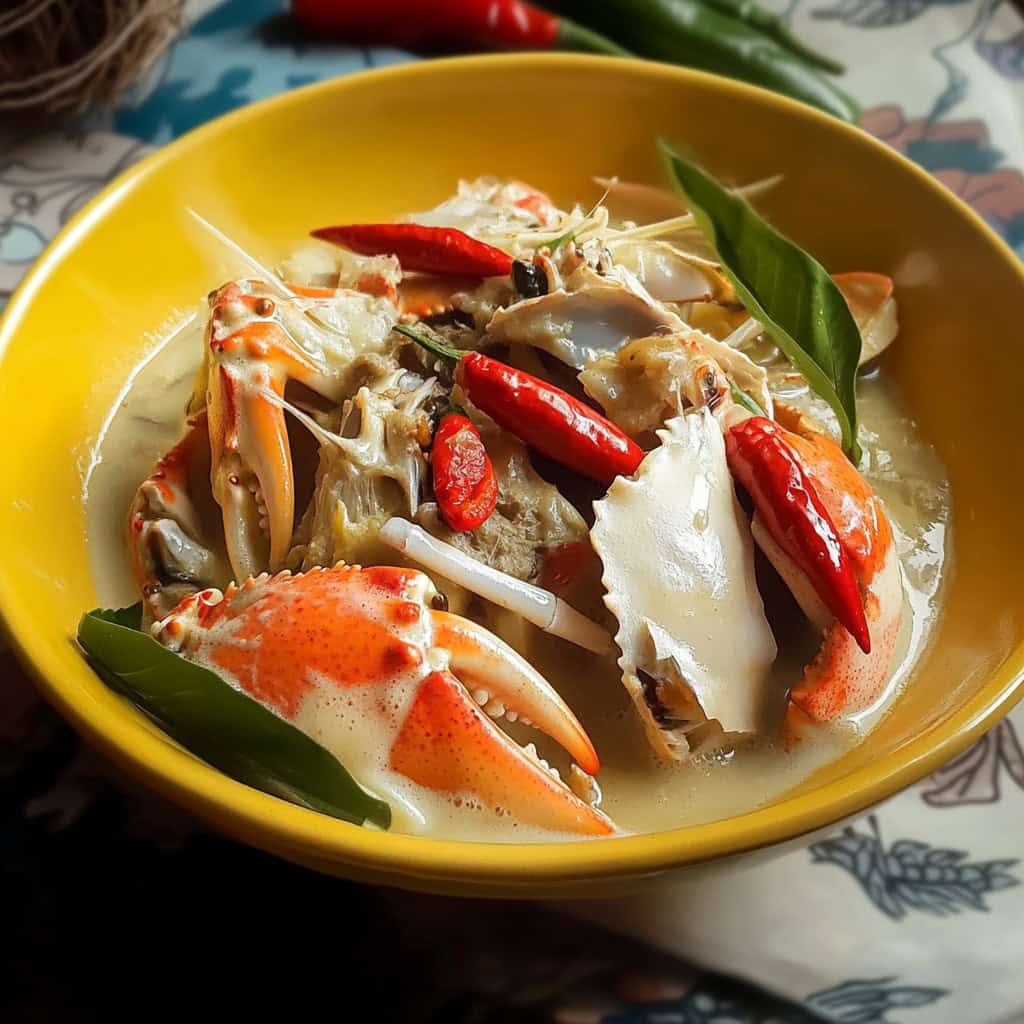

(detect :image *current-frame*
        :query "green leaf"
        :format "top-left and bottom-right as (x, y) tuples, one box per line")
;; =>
(729, 382), (767, 419)
(661, 142), (862, 461)
(77, 608), (391, 829)
(94, 603), (144, 631)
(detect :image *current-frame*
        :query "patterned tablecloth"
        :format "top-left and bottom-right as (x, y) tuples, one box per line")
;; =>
(2, 2), (1023, 1021)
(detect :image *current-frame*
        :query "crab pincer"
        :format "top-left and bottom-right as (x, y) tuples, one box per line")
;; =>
(730, 405), (904, 723)
(154, 563), (612, 836)
(725, 416), (871, 655)
(200, 279), (401, 583)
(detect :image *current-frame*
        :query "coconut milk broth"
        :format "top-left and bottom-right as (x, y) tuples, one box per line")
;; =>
(84, 311), (950, 841)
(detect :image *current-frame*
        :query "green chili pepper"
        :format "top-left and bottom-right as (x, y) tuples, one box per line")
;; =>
(699, 0), (844, 74)
(545, 0), (859, 123)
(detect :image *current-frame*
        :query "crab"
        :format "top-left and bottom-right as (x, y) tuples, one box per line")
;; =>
(126, 174), (905, 834)
(154, 564), (612, 836)
(586, 330), (904, 757)
(765, 401), (903, 725)
(129, 275), (612, 836)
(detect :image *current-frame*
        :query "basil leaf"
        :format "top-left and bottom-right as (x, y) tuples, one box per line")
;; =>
(661, 142), (863, 462)
(94, 603), (144, 631)
(77, 608), (391, 829)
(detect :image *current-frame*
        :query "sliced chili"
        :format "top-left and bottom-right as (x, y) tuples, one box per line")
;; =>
(431, 406), (498, 532)
(396, 324), (644, 486)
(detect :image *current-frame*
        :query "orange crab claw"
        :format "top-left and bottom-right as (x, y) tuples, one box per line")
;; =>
(390, 669), (612, 836)
(430, 610), (600, 775)
(205, 284), (325, 578)
(155, 563), (613, 836)
(200, 279), (403, 580)
(767, 404), (904, 723)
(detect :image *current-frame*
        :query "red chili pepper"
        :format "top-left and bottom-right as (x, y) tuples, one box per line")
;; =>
(395, 324), (644, 486)
(290, 0), (628, 55)
(431, 407), (498, 531)
(312, 223), (514, 278)
(725, 417), (871, 654)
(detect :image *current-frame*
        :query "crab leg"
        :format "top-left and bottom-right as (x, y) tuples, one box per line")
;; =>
(762, 404), (903, 721)
(128, 413), (220, 621)
(389, 669), (613, 836)
(206, 287), (327, 577)
(430, 610), (600, 775)
(208, 364), (293, 578)
(725, 417), (871, 653)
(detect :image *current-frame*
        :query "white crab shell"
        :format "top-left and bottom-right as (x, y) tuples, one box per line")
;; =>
(590, 410), (779, 761)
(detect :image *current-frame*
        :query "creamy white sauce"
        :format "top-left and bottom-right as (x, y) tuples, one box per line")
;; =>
(84, 315), (950, 844)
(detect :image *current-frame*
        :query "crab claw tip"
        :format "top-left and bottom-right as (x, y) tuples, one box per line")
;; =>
(431, 609), (600, 776)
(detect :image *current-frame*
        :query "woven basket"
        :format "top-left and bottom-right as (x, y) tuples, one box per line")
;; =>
(0, 0), (185, 118)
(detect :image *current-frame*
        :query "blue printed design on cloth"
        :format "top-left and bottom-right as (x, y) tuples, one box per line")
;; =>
(921, 720), (1024, 805)
(976, 28), (1024, 77)
(113, 0), (411, 145)
(810, 815), (1019, 919)
(600, 974), (948, 1023)
(812, 0), (968, 29)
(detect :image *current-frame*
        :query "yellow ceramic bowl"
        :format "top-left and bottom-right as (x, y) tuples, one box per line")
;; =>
(1, 55), (1022, 897)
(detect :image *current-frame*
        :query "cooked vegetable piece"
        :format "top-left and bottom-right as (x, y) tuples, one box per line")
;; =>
(380, 518), (612, 654)
(313, 223), (514, 277)
(726, 417), (870, 653)
(431, 406), (498, 531)
(394, 324), (644, 485)
(662, 144), (864, 461)
(77, 606), (392, 828)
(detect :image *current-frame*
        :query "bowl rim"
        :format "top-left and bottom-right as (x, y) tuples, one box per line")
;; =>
(2, 52), (1024, 886)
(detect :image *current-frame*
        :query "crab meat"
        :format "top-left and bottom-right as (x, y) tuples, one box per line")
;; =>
(580, 331), (772, 439)
(203, 279), (398, 581)
(287, 363), (440, 571)
(591, 410), (779, 760)
(487, 263), (680, 370)
(128, 412), (227, 617)
(278, 244), (402, 298)
(154, 563), (613, 837)
(607, 239), (736, 306)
